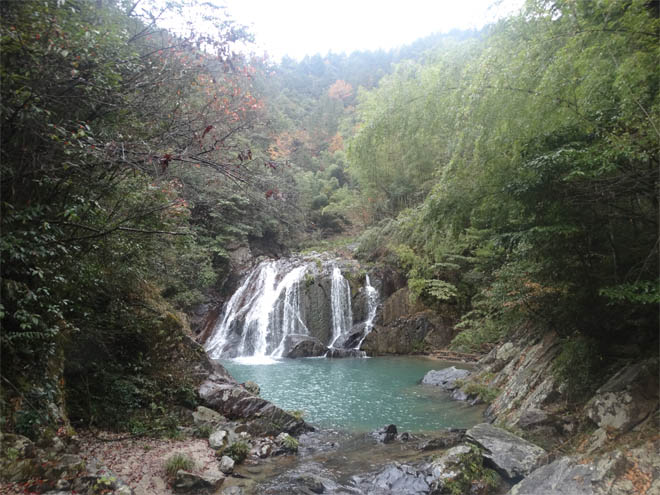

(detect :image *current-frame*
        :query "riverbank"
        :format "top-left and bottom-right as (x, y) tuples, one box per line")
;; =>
(2, 343), (657, 495)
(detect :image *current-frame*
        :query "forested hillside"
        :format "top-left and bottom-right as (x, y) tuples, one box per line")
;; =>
(1, 0), (658, 447)
(348, 0), (659, 399)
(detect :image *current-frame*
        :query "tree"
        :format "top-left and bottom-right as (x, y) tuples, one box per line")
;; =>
(351, 0), (659, 353)
(0, 0), (295, 436)
(328, 79), (353, 101)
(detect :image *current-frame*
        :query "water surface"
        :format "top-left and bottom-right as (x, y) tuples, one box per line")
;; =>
(219, 356), (484, 433)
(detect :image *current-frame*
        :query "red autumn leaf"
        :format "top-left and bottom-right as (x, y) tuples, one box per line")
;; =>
(201, 125), (213, 138)
(160, 153), (172, 173)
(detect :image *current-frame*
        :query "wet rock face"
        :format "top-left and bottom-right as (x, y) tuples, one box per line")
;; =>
(421, 367), (471, 391)
(299, 271), (334, 345)
(206, 254), (375, 358)
(466, 423), (547, 481)
(585, 358), (659, 434)
(361, 310), (455, 355)
(508, 439), (660, 495)
(483, 334), (563, 427)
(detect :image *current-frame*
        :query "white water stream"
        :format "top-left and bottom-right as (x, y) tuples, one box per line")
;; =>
(329, 265), (353, 348)
(356, 275), (378, 349)
(205, 257), (379, 360)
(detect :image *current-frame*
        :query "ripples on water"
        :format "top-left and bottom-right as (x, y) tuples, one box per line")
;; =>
(219, 356), (485, 433)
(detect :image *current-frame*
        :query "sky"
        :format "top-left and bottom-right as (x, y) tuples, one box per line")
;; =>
(221, 0), (525, 60)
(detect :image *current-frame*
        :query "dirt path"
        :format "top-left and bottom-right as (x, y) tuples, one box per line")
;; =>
(77, 432), (222, 495)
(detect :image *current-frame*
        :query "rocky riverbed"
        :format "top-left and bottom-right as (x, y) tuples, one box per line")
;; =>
(2, 333), (657, 495)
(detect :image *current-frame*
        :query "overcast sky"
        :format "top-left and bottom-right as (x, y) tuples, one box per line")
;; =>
(221, 0), (525, 60)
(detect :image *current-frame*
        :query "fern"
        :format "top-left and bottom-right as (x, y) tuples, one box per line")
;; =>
(425, 279), (458, 301)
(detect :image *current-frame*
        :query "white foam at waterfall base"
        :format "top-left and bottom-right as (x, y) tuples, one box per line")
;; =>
(233, 355), (281, 365)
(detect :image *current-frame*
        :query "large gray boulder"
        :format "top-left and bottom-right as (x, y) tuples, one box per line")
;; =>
(218, 456), (235, 475)
(507, 457), (594, 495)
(192, 406), (226, 427)
(199, 372), (312, 436)
(368, 463), (430, 494)
(585, 358), (659, 434)
(283, 334), (327, 358)
(421, 367), (471, 391)
(427, 444), (472, 481)
(466, 423), (546, 481)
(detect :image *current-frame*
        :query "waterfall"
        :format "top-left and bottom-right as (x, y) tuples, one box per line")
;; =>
(205, 259), (309, 360)
(356, 274), (378, 349)
(329, 266), (352, 348)
(205, 255), (379, 360)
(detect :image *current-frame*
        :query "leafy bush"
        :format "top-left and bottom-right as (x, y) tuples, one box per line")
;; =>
(164, 453), (195, 478)
(462, 382), (500, 404)
(311, 194), (329, 210)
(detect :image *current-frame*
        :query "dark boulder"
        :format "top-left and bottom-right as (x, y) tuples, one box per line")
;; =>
(372, 424), (398, 443)
(284, 334), (328, 358)
(342, 324), (367, 349)
(199, 372), (312, 436)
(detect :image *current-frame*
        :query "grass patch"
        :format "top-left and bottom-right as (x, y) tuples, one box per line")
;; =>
(164, 453), (195, 478)
(281, 434), (299, 453)
(225, 441), (250, 464)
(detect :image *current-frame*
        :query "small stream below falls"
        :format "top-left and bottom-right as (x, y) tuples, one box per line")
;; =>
(221, 356), (484, 433)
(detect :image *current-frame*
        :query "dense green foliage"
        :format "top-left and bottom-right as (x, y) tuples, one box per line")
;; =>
(0, 0), (297, 436)
(350, 0), (659, 366)
(1, 0), (657, 439)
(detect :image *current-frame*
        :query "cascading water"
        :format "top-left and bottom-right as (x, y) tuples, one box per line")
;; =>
(205, 259), (310, 360)
(355, 274), (378, 349)
(204, 255), (379, 360)
(329, 266), (353, 348)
